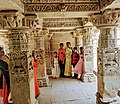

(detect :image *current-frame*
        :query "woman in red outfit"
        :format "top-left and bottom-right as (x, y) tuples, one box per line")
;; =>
(32, 51), (40, 99)
(0, 47), (10, 104)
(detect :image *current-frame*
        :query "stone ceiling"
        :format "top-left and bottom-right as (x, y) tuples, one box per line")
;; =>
(0, 0), (119, 33)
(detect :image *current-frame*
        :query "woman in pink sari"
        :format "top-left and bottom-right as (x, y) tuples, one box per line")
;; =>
(74, 47), (84, 81)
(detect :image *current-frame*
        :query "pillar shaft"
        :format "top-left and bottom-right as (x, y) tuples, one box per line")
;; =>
(97, 27), (120, 98)
(8, 27), (36, 104)
(83, 27), (96, 82)
(34, 29), (49, 87)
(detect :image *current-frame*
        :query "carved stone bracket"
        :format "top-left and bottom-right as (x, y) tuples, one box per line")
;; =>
(0, 10), (24, 28)
(92, 9), (120, 27)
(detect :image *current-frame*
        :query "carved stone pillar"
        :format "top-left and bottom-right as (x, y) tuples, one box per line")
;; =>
(91, 27), (100, 72)
(97, 27), (120, 102)
(83, 26), (96, 82)
(44, 33), (53, 76)
(34, 29), (49, 87)
(8, 27), (37, 104)
(91, 9), (120, 103)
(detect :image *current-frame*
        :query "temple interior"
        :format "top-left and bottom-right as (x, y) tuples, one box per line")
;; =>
(0, 0), (120, 104)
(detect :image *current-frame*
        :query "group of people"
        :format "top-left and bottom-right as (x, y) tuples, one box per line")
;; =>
(0, 47), (40, 104)
(52, 42), (84, 81)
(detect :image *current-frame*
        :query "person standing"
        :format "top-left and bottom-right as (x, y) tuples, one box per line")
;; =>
(74, 47), (84, 81)
(64, 42), (72, 77)
(58, 43), (66, 78)
(71, 47), (79, 78)
(0, 47), (10, 104)
(52, 51), (59, 78)
(32, 51), (40, 99)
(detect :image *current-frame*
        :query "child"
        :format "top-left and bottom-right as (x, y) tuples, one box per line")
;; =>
(52, 51), (59, 78)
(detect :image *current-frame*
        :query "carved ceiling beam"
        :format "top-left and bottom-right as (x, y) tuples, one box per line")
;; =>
(25, 3), (99, 12)
(43, 22), (82, 28)
(43, 17), (93, 28)
(49, 29), (76, 33)
(43, 18), (82, 22)
(23, 0), (99, 3)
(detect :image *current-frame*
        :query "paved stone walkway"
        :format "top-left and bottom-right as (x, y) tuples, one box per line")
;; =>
(38, 78), (97, 104)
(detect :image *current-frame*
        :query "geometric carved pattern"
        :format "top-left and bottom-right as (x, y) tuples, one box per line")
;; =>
(8, 29), (29, 52)
(100, 0), (115, 9)
(23, 0), (98, 3)
(43, 18), (83, 28)
(25, 3), (99, 12)
(43, 22), (82, 28)
(49, 29), (75, 33)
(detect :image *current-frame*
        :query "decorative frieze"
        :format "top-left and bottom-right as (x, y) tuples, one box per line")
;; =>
(49, 29), (75, 33)
(43, 18), (82, 22)
(23, 0), (98, 3)
(43, 22), (82, 28)
(25, 3), (99, 12)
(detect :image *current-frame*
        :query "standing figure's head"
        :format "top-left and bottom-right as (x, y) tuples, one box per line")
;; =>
(73, 47), (77, 52)
(59, 43), (64, 49)
(0, 47), (4, 57)
(66, 42), (71, 48)
(32, 50), (37, 60)
(80, 47), (83, 54)
(53, 51), (57, 58)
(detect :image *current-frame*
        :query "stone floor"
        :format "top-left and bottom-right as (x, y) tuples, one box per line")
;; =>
(38, 78), (97, 104)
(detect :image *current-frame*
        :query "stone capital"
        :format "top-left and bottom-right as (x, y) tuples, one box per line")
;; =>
(0, 10), (24, 28)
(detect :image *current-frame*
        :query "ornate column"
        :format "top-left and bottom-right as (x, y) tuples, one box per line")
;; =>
(0, 10), (37, 104)
(8, 27), (36, 104)
(91, 27), (100, 73)
(34, 29), (49, 87)
(83, 24), (97, 82)
(92, 9), (120, 103)
(44, 33), (53, 76)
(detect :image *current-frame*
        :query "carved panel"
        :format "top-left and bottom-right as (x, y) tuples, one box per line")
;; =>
(8, 29), (30, 52)
(43, 18), (82, 22)
(25, 3), (99, 12)
(84, 46), (93, 73)
(43, 22), (82, 28)
(103, 48), (120, 76)
(9, 52), (28, 75)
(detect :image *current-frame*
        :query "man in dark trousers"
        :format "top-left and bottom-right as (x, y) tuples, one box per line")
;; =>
(58, 43), (66, 78)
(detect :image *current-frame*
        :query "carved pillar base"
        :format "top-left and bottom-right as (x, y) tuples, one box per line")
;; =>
(84, 73), (97, 82)
(8, 27), (37, 104)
